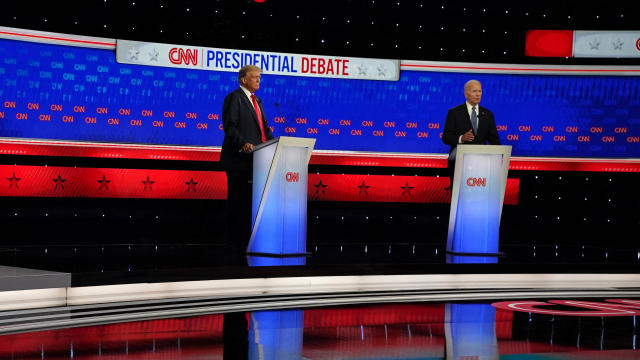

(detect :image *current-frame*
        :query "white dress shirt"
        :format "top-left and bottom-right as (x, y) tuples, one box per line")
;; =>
(459, 101), (480, 143)
(239, 85), (254, 103)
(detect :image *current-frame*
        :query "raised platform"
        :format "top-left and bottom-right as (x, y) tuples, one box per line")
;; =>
(0, 265), (69, 292)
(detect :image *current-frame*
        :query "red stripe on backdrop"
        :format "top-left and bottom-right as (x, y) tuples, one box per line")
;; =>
(0, 165), (520, 204)
(308, 174), (519, 205)
(525, 30), (574, 57)
(1, 140), (639, 172)
(0, 139), (222, 161)
(0, 165), (228, 199)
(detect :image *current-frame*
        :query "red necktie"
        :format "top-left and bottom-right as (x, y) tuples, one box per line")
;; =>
(251, 94), (267, 143)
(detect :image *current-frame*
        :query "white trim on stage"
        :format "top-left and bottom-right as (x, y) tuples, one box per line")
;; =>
(1, 273), (640, 312)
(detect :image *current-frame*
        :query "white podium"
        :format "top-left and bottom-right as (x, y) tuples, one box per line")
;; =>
(446, 145), (511, 256)
(247, 136), (316, 256)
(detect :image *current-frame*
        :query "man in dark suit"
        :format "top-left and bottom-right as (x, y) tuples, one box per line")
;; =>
(442, 80), (500, 187)
(221, 65), (274, 263)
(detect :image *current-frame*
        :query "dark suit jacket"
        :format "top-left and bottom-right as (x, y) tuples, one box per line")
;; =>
(220, 87), (274, 171)
(442, 103), (501, 153)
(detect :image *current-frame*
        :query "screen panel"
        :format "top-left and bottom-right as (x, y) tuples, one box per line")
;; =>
(1, 38), (639, 158)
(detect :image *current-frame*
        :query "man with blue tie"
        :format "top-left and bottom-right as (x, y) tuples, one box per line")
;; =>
(442, 80), (501, 188)
(221, 65), (274, 264)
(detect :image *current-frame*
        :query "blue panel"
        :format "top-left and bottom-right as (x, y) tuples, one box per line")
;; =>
(449, 153), (503, 255)
(447, 254), (498, 264)
(447, 304), (498, 359)
(1, 38), (639, 157)
(249, 310), (303, 359)
(247, 256), (306, 266)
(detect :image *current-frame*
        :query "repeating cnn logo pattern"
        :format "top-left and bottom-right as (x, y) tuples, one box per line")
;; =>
(466, 177), (486, 187)
(286, 172), (299, 182)
(169, 48), (198, 66)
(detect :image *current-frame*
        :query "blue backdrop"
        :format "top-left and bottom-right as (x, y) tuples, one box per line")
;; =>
(0, 38), (638, 157)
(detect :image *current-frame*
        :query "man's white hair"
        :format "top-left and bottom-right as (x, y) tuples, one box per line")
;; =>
(464, 79), (481, 91)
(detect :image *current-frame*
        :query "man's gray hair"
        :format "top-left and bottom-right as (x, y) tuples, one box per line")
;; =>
(238, 65), (261, 84)
(464, 79), (481, 91)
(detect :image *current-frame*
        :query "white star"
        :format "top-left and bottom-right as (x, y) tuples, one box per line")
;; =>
(357, 64), (368, 76)
(377, 64), (387, 76)
(128, 47), (140, 61)
(148, 48), (159, 61)
(589, 38), (600, 50)
(612, 38), (624, 50)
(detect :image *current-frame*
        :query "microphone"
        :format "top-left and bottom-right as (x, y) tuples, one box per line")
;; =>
(274, 102), (290, 136)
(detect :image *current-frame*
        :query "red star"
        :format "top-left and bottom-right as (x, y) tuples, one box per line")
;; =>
(98, 175), (111, 191)
(401, 181), (415, 196)
(185, 177), (198, 192)
(357, 181), (370, 195)
(314, 180), (328, 195)
(53, 173), (66, 190)
(7, 173), (21, 189)
(141, 176), (155, 191)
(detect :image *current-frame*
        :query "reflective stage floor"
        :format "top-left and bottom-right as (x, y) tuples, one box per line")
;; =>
(2, 242), (640, 359)
(2, 298), (640, 359)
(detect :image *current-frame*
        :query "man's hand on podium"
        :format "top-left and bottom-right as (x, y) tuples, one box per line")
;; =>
(461, 129), (475, 143)
(241, 143), (254, 154)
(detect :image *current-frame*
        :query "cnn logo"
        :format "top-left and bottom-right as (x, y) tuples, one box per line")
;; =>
(286, 172), (299, 182)
(466, 177), (486, 187)
(169, 48), (198, 66)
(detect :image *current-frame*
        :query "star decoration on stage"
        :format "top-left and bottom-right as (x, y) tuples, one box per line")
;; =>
(128, 47), (140, 61)
(141, 176), (155, 191)
(612, 38), (624, 50)
(148, 48), (159, 62)
(357, 181), (370, 195)
(314, 180), (328, 195)
(185, 177), (198, 192)
(98, 175), (111, 191)
(357, 63), (368, 76)
(589, 38), (600, 50)
(7, 173), (21, 189)
(401, 181), (414, 196)
(53, 173), (66, 190)
(377, 64), (387, 77)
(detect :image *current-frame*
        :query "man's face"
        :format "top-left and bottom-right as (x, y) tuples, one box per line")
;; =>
(464, 82), (482, 106)
(242, 70), (261, 93)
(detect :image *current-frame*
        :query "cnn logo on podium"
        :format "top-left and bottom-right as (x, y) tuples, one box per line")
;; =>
(466, 177), (486, 187)
(286, 172), (300, 182)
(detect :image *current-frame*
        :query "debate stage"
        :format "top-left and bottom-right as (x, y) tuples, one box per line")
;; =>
(0, 22), (639, 358)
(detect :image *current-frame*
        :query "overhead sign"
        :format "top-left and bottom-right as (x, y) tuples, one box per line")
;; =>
(116, 39), (400, 81)
(574, 31), (640, 58)
(526, 30), (640, 58)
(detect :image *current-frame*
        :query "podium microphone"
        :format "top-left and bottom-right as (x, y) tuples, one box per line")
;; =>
(274, 102), (289, 135)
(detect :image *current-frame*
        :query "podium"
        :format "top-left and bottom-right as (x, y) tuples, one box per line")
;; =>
(247, 136), (315, 256)
(446, 145), (511, 256)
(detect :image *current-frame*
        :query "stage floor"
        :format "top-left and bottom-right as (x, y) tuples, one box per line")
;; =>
(1, 296), (640, 359)
(1, 241), (640, 358)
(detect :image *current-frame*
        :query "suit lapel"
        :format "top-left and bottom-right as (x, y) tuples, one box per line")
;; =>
(459, 104), (472, 131)
(238, 88), (259, 125)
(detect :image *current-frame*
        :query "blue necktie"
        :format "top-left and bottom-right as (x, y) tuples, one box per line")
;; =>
(471, 106), (478, 134)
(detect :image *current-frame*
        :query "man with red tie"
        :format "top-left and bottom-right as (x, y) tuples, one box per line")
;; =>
(221, 65), (274, 264)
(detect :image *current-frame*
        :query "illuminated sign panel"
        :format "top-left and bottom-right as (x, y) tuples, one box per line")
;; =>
(116, 39), (400, 81)
(0, 38), (638, 158)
